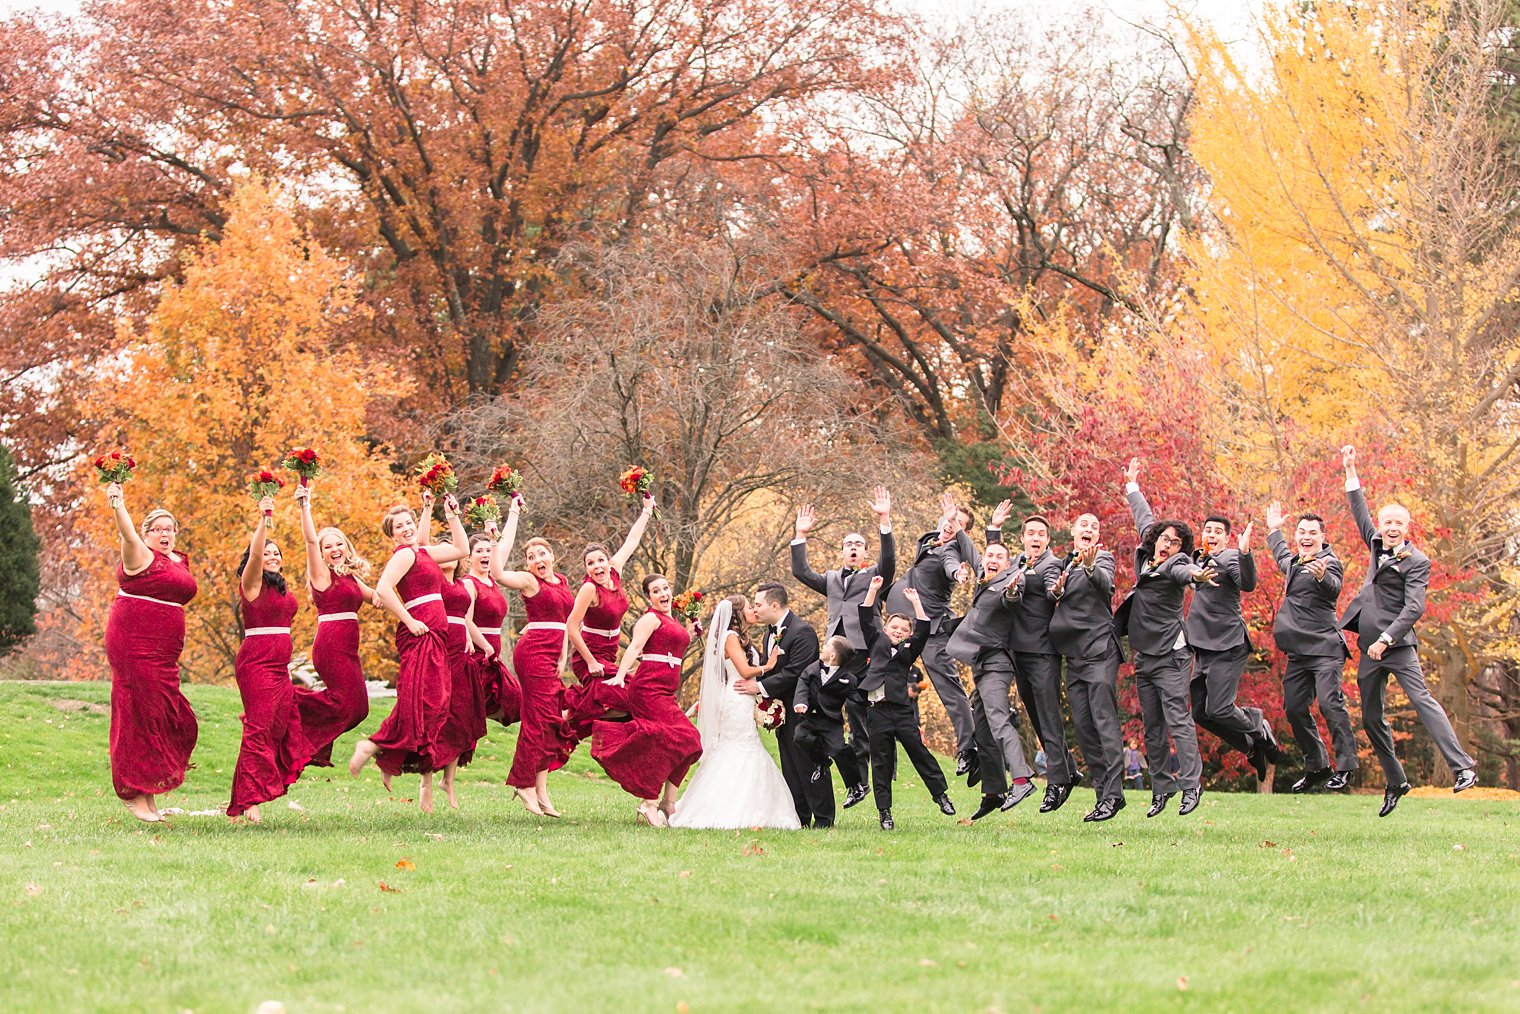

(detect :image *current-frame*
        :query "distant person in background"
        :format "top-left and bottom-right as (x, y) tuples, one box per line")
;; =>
(1124, 741), (1146, 790)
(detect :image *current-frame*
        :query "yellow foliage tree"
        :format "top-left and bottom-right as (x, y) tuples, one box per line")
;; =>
(66, 180), (412, 684)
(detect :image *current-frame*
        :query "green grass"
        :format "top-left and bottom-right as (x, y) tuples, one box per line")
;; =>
(1, 681), (1518, 1013)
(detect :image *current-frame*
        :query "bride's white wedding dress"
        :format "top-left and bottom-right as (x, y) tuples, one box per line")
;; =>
(670, 621), (801, 830)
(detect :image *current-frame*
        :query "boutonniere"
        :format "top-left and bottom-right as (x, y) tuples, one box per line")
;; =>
(1394, 546), (1413, 561)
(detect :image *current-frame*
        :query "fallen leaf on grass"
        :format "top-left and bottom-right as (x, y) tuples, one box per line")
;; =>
(677, 1003), (691, 1014)
(378, 881), (401, 894)
(956, 818), (974, 826)
(1047, 913), (1059, 922)
(24, 883), (40, 896)
(1260, 840), (1277, 848)
(741, 841), (765, 857)
(396, 859), (416, 871)
(427, 833), (445, 842)
(663, 967), (684, 978)
(677, 870), (692, 878)
(1050, 864), (1064, 871)
(1453, 843), (1468, 851)
(1177, 977), (1189, 991)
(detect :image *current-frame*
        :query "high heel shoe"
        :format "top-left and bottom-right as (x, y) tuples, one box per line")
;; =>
(636, 801), (668, 827)
(515, 787), (545, 817)
(538, 797), (562, 819)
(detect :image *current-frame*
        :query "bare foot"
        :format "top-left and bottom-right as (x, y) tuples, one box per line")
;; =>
(419, 776), (435, 815)
(123, 796), (160, 823)
(515, 787), (545, 817)
(349, 739), (378, 778)
(146, 794), (161, 819)
(246, 804), (262, 825)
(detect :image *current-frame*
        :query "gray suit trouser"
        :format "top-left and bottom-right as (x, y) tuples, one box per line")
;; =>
(1135, 648), (1202, 794)
(1014, 651), (1078, 785)
(1282, 654), (1359, 773)
(970, 650), (1033, 796)
(922, 629), (976, 756)
(1357, 645), (1474, 784)
(1063, 645), (1125, 802)
(1189, 643), (1262, 757)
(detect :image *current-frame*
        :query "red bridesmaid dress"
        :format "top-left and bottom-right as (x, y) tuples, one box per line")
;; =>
(369, 549), (452, 776)
(104, 549), (200, 800)
(434, 575), (486, 768)
(294, 573), (369, 767)
(466, 573), (520, 726)
(562, 568), (631, 742)
(505, 575), (576, 788)
(228, 582), (313, 816)
(590, 612), (702, 799)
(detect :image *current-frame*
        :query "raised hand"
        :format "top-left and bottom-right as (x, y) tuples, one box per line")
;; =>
(1077, 542), (1100, 568)
(990, 498), (1013, 529)
(485, 518), (500, 537)
(937, 489), (957, 522)
(902, 585), (920, 601)
(258, 495), (275, 518)
(293, 483), (311, 507)
(869, 574), (885, 592)
(1125, 457), (1141, 486)
(442, 493), (460, 516)
(421, 489), (436, 513)
(952, 561), (970, 584)
(795, 503), (816, 538)
(641, 492), (657, 514)
(867, 485), (891, 522)
(1237, 522), (1253, 553)
(105, 481), (124, 509)
(1266, 500), (1284, 531)
(1341, 444), (1357, 474)
(1191, 566), (1220, 586)
(509, 492), (524, 511)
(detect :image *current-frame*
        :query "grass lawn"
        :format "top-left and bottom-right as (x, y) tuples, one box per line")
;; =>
(1, 681), (1517, 1013)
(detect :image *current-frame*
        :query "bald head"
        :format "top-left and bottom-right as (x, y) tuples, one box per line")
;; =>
(1378, 502), (1411, 546)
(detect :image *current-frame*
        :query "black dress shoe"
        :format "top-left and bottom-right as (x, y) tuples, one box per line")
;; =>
(1146, 792), (1174, 818)
(1083, 797), (1121, 822)
(1258, 720), (1285, 764)
(813, 818), (835, 829)
(1326, 770), (1351, 791)
(1178, 788), (1202, 815)
(971, 794), (1002, 821)
(1379, 782), (1411, 817)
(1454, 769), (1478, 793)
(879, 808), (894, 830)
(966, 765), (982, 789)
(1248, 742), (1270, 781)
(934, 793), (956, 816)
(1002, 781), (1037, 810)
(1039, 783), (1064, 813)
(843, 783), (869, 809)
(1292, 768), (1333, 793)
(955, 752), (977, 777)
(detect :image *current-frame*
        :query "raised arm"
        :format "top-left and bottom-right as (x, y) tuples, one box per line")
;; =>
(488, 498), (537, 592)
(947, 527), (977, 582)
(240, 497), (274, 601)
(986, 499), (1012, 547)
(789, 504), (828, 594)
(869, 485), (896, 582)
(1341, 445), (1377, 548)
(611, 613), (661, 686)
(105, 483), (153, 575)
(610, 494), (656, 571)
(421, 494), (469, 564)
(1125, 457), (1155, 540)
(1265, 502), (1294, 576)
(294, 484), (331, 591)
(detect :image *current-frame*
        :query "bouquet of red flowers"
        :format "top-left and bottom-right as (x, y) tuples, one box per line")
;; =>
(281, 447), (322, 487)
(415, 452), (457, 495)
(672, 589), (704, 623)
(618, 465), (654, 500)
(463, 494), (501, 528)
(248, 469), (285, 523)
(487, 463), (522, 499)
(754, 696), (786, 730)
(94, 449), (137, 485)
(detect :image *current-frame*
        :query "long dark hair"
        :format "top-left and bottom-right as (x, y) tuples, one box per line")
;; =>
(237, 546), (288, 597)
(725, 593), (755, 657)
(1140, 519), (1195, 560)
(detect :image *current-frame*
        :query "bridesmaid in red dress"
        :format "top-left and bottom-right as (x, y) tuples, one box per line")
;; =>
(562, 492), (656, 741)
(228, 496), (314, 823)
(464, 519), (521, 730)
(591, 573), (703, 827)
(349, 493), (469, 814)
(432, 534), (487, 809)
(292, 482), (377, 767)
(490, 518), (576, 817)
(101, 482), (199, 823)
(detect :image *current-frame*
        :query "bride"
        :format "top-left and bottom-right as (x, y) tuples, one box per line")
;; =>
(670, 595), (802, 830)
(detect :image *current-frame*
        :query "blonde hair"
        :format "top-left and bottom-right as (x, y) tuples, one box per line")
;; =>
(316, 526), (372, 579)
(523, 536), (553, 556)
(139, 508), (177, 536)
(381, 504), (414, 538)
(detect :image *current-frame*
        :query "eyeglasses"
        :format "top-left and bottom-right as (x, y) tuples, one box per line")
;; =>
(145, 526), (177, 536)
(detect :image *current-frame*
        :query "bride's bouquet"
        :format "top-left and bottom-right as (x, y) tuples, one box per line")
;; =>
(755, 696), (786, 730)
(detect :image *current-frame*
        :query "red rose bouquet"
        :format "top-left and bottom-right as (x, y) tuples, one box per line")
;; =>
(415, 452), (457, 495)
(618, 464), (654, 499)
(464, 494), (501, 528)
(672, 589), (704, 623)
(281, 447), (322, 487)
(94, 449), (137, 485)
(248, 469), (285, 523)
(755, 696), (786, 730)
(487, 463), (522, 499)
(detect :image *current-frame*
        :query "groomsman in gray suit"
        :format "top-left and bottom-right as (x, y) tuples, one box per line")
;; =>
(1264, 500), (1358, 793)
(790, 487), (896, 808)
(946, 541), (1037, 820)
(885, 490), (980, 775)
(1046, 513), (1125, 822)
(1338, 446), (1478, 816)
(988, 506), (1081, 812)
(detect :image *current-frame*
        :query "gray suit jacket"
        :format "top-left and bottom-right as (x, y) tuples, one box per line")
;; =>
(1046, 550), (1119, 659)
(886, 528), (977, 634)
(790, 528), (896, 650)
(1008, 550), (1062, 654)
(1116, 488), (1195, 655)
(1338, 486), (1428, 650)
(1185, 546), (1256, 651)
(1267, 529), (1347, 658)
(945, 565), (1022, 664)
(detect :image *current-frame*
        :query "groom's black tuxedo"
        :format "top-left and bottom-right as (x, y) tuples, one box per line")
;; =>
(758, 611), (828, 826)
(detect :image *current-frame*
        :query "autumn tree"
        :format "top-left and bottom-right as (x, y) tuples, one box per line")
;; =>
(49, 180), (409, 683)
(1186, 0), (1520, 781)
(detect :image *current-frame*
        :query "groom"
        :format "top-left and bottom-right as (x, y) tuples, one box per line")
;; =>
(736, 582), (826, 827)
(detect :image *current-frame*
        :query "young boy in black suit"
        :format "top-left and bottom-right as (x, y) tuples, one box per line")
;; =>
(792, 636), (858, 825)
(858, 576), (954, 830)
